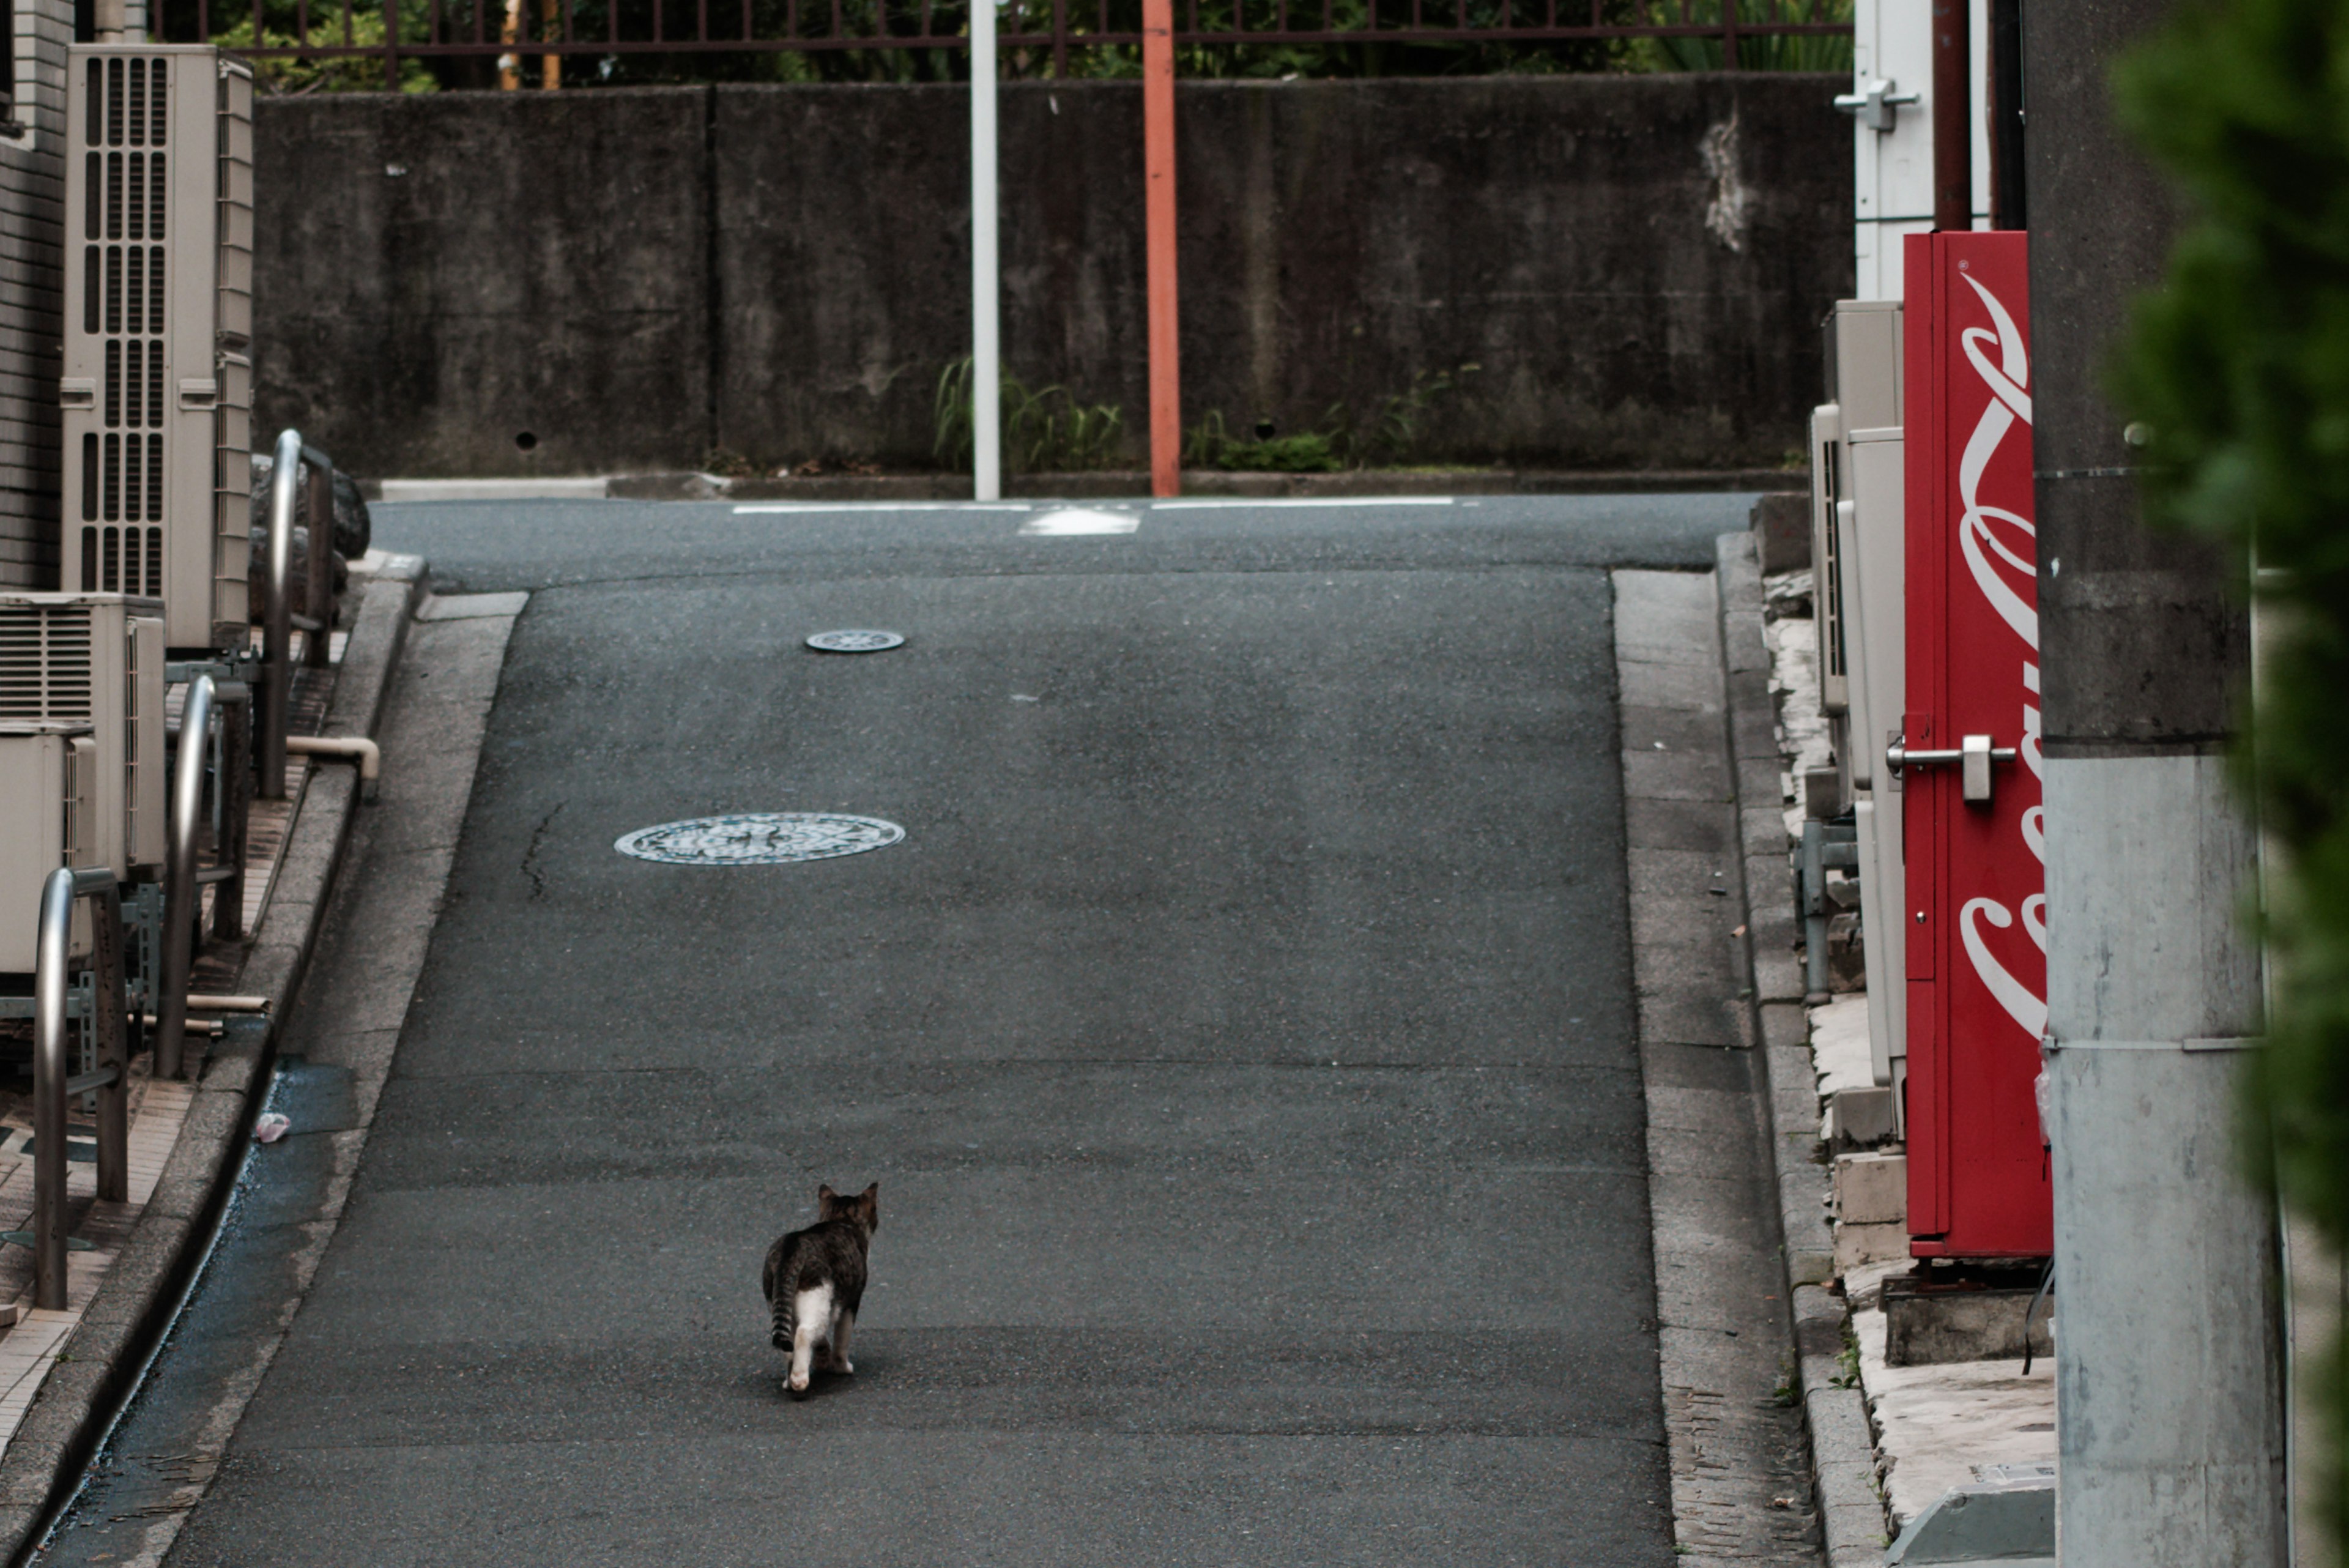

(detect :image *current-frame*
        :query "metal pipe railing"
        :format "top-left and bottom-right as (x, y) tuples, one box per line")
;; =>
(260, 428), (303, 801)
(285, 734), (381, 802)
(32, 865), (128, 1311)
(155, 673), (216, 1082)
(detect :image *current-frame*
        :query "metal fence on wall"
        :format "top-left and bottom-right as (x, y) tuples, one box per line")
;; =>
(165, 0), (1850, 88)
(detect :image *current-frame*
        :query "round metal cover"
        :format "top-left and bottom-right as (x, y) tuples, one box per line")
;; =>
(806, 630), (906, 653)
(614, 813), (905, 866)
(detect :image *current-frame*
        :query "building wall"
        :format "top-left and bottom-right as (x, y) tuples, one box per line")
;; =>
(0, 0), (70, 585)
(253, 75), (1854, 478)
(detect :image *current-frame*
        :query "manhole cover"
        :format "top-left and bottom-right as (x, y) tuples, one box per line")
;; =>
(806, 630), (906, 653)
(614, 813), (905, 866)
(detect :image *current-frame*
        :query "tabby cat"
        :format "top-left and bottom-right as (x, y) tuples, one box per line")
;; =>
(762, 1183), (878, 1396)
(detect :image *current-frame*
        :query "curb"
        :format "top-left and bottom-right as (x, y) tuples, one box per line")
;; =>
(373, 467), (1806, 503)
(1713, 530), (1888, 1568)
(0, 559), (426, 1562)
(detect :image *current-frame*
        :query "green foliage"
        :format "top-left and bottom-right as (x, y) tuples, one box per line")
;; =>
(209, 5), (439, 91)
(1187, 364), (1479, 471)
(1183, 412), (1343, 471)
(1620, 0), (1850, 73)
(2109, 0), (2349, 1540)
(933, 357), (1127, 472)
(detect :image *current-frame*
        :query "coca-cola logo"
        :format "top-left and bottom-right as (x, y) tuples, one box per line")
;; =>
(1953, 268), (2047, 1042)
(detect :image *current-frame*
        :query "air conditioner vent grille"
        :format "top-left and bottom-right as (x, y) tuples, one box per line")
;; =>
(65, 48), (249, 648)
(0, 605), (97, 721)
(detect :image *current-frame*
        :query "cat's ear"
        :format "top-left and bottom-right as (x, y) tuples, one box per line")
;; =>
(859, 1183), (879, 1228)
(817, 1183), (839, 1217)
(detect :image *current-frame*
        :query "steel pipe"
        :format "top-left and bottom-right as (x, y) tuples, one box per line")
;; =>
(156, 673), (216, 1082)
(285, 734), (381, 801)
(31, 869), (73, 1309)
(32, 866), (125, 1311)
(260, 429), (303, 801)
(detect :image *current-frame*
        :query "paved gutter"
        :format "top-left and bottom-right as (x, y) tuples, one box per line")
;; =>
(1712, 532), (1890, 1567)
(0, 559), (426, 1562)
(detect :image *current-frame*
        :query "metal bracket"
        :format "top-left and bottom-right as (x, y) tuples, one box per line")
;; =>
(1886, 732), (2020, 804)
(1833, 77), (1920, 132)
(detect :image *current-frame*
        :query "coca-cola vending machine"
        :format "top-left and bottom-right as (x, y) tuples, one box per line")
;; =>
(1898, 231), (2050, 1259)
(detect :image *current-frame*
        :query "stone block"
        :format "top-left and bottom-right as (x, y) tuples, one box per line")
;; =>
(1883, 1274), (2052, 1365)
(1836, 1221), (1910, 1273)
(1825, 1085), (1897, 1147)
(1833, 1150), (1907, 1224)
(1751, 491), (1810, 573)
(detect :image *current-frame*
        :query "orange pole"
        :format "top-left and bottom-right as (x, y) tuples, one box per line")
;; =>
(1142, 0), (1180, 497)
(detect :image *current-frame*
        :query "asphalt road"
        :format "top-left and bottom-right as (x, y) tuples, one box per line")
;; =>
(62, 494), (1753, 1566)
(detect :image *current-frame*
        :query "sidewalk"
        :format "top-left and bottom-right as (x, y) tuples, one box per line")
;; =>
(0, 552), (428, 1557)
(1722, 529), (2059, 1565)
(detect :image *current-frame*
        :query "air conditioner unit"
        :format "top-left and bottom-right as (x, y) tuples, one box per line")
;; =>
(0, 724), (100, 972)
(60, 46), (254, 654)
(1817, 299), (1902, 798)
(0, 593), (168, 879)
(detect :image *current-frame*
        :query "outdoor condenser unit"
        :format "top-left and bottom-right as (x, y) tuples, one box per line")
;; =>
(0, 594), (168, 881)
(61, 46), (254, 654)
(0, 724), (100, 972)
(1813, 300), (1904, 765)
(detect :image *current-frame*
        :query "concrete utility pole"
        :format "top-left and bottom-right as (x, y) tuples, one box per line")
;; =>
(2027, 1), (2290, 1563)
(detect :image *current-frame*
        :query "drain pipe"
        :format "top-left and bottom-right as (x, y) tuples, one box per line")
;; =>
(155, 673), (215, 1082)
(285, 734), (380, 802)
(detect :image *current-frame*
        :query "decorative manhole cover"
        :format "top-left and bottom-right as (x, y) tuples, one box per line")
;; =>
(614, 813), (905, 866)
(806, 630), (906, 653)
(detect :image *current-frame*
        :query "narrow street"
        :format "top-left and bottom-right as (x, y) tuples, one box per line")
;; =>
(47, 495), (1750, 1566)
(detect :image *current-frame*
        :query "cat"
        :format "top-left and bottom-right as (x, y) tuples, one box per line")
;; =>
(762, 1182), (878, 1397)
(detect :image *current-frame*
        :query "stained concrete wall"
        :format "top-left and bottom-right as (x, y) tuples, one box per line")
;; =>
(254, 75), (1850, 478)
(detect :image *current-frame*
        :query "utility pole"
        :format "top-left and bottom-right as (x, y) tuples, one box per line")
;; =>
(2027, 0), (2290, 1562)
(970, 0), (1002, 502)
(1141, 0), (1179, 498)
(1928, 0), (1969, 231)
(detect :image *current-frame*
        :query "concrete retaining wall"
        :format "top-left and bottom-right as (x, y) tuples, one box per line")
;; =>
(253, 75), (1851, 477)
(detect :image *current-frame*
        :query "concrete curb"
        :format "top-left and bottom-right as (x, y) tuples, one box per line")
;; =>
(0, 560), (426, 1562)
(1713, 530), (1889, 1568)
(374, 467), (1805, 503)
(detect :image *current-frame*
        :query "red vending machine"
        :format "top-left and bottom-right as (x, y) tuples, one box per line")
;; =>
(1898, 231), (2051, 1259)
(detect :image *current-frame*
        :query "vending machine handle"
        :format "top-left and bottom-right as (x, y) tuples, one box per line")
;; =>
(1886, 733), (2019, 805)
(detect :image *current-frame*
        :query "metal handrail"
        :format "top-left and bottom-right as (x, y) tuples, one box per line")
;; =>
(262, 430), (342, 795)
(259, 429), (302, 800)
(155, 673), (215, 1081)
(31, 865), (129, 1311)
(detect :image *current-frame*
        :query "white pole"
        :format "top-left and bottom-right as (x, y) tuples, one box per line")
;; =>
(970, 0), (1001, 502)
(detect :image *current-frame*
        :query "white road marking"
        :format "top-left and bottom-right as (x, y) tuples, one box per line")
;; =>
(732, 502), (1032, 514)
(1019, 508), (1140, 535)
(1148, 496), (1455, 510)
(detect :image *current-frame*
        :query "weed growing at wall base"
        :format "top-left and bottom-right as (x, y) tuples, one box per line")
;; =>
(933, 359), (1127, 473)
(1186, 365), (1480, 472)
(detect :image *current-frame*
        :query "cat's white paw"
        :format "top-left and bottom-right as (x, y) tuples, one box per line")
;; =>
(787, 1372), (810, 1394)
